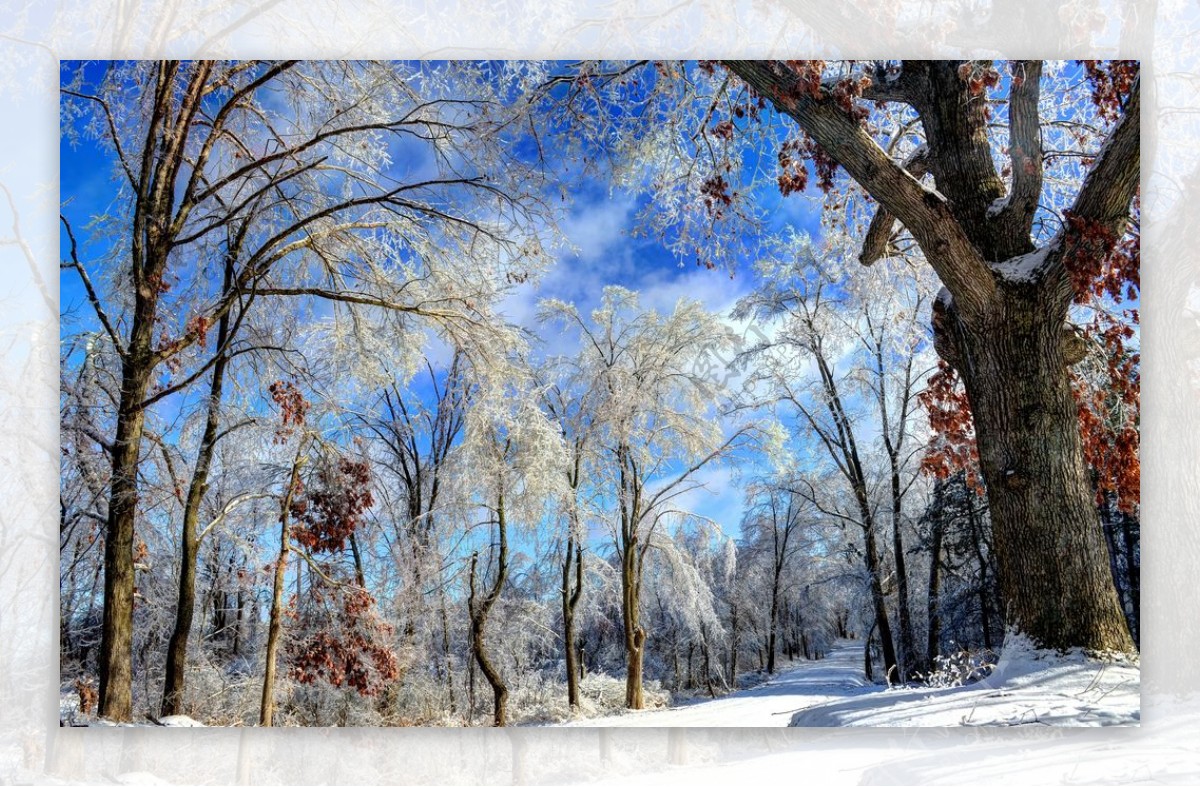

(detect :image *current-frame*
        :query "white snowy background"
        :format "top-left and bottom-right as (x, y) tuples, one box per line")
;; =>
(1, 0), (1197, 783)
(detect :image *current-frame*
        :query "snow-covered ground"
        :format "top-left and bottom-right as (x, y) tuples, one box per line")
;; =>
(791, 632), (1138, 727)
(555, 634), (1139, 728)
(559, 639), (875, 727)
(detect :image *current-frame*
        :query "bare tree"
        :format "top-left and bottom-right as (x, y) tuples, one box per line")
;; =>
(61, 59), (551, 720)
(542, 287), (753, 708)
(739, 480), (810, 674)
(540, 376), (595, 710)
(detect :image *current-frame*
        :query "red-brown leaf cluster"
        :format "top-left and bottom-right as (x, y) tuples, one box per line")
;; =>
(778, 61), (869, 122)
(956, 61), (1001, 97)
(829, 75), (872, 122)
(776, 135), (839, 197)
(145, 270), (172, 295)
(1079, 60), (1139, 122)
(269, 380), (309, 442)
(917, 360), (984, 495)
(783, 60), (827, 100)
(700, 173), (734, 220)
(291, 457), (374, 554)
(809, 142), (839, 193)
(1069, 202), (1140, 513)
(777, 138), (809, 197)
(711, 119), (735, 141)
(1062, 210), (1127, 302)
(1072, 372), (1140, 513)
(185, 314), (211, 350)
(157, 329), (185, 373)
(731, 94), (767, 123)
(286, 585), (399, 697)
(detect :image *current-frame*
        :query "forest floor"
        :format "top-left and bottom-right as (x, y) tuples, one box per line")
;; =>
(558, 634), (1139, 728)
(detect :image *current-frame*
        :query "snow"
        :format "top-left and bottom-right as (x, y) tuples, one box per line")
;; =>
(557, 641), (874, 727)
(554, 634), (1137, 729)
(791, 632), (1138, 727)
(111, 773), (172, 785)
(156, 715), (205, 727)
(990, 245), (1054, 284)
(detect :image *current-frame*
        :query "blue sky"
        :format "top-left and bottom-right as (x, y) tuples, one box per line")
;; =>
(61, 59), (1140, 583)
(56, 60), (847, 556)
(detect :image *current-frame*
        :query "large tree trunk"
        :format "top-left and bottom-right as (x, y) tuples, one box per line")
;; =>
(621, 535), (646, 709)
(889, 467), (915, 681)
(97, 338), (154, 722)
(95, 61), (209, 722)
(939, 292), (1135, 653)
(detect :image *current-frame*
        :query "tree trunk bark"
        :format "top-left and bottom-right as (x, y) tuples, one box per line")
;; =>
(862, 519), (899, 680)
(161, 258), (234, 717)
(766, 565), (782, 674)
(889, 469), (915, 681)
(260, 448), (304, 727)
(966, 494), (996, 650)
(944, 292), (1135, 652)
(728, 601), (739, 682)
(349, 531), (366, 588)
(701, 629), (716, 698)
(97, 356), (152, 722)
(96, 60), (185, 722)
(440, 590), (455, 714)
(562, 536), (583, 709)
(468, 493), (509, 727)
(1120, 510), (1140, 646)
(926, 513), (945, 665)
(863, 624), (874, 682)
(620, 527), (646, 709)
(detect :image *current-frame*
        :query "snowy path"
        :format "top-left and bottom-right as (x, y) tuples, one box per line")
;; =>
(559, 639), (877, 727)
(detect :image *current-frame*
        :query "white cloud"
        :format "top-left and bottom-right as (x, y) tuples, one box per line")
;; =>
(658, 464), (746, 536)
(558, 193), (637, 264)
